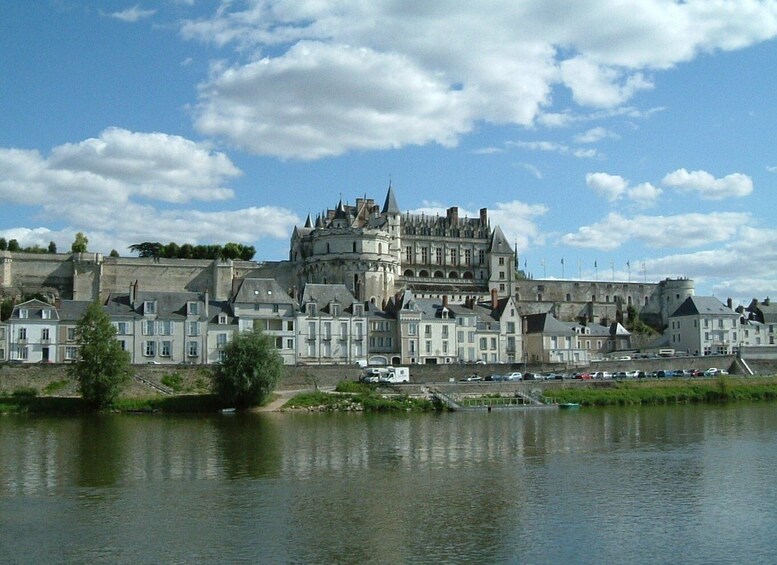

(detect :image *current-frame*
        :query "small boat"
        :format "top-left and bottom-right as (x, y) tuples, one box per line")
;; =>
(558, 402), (580, 410)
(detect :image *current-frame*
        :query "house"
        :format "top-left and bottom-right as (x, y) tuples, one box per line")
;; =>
(230, 278), (298, 365)
(666, 296), (738, 356)
(574, 321), (631, 358)
(104, 285), (209, 364)
(206, 300), (238, 364)
(295, 284), (367, 365)
(6, 299), (59, 363)
(56, 300), (92, 363)
(746, 298), (777, 346)
(523, 312), (589, 365)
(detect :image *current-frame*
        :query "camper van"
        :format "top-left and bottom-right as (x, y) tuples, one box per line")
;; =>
(359, 366), (410, 384)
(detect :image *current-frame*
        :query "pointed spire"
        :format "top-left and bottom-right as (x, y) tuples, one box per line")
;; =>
(304, 213), (313, 228)
(382, 182), (400, 215)
(488, 225), (513, 254)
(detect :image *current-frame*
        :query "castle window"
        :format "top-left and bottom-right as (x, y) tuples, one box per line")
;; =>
(478, 250), (485, 265)
(450, 249), (456, 265)
(464, 249), (472, 265)
(379, 243), (383, 254)
(353, 242), (357, 253)
(436, 248), (443, 265)
(404, 269), (414, 277)
(421, 247), (428, 263)
(405, 246), (412, 262)
(499, 257), (505, 265)
(566, 293), (571, 301)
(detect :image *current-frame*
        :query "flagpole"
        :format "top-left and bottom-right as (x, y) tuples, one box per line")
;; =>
(561, 258), (565, 279)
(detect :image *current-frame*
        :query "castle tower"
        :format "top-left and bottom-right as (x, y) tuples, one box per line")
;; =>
(487, 225), (515, 298)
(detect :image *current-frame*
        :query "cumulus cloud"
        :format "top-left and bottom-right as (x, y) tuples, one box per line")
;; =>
(195, 42), (472, 160)
(662, 168), (753, 199)
(180, 1), (777, 159)
(586, 172), (662, 205)
(0, 129), (300, 253)
(103, 5), (156, 23)
(0, 128), (239, 208)
(561, 211), (749, 250)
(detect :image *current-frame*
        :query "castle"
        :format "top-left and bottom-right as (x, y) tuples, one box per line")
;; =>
(0, 185), (693, 330)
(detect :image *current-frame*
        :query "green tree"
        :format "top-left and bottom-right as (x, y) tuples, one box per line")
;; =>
(71, 232), (88, 253)
(0, 237), (7, 250)
(48, 241), (57, 253)
(109, 249), (120, 258)
(68, 301), (131, 409)
(8, 239), (20, 252)
(212, 328), (283, 409)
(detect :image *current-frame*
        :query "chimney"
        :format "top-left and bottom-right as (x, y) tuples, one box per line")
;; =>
(442, 295), (448, 308)
(479, 208), (488, 226)
(765, 297), (771, 306)
(204, 290), (209, 321)
(447, 206), (459, 224)
(727, 297), (733, 309)
(491, 288), (498, 310)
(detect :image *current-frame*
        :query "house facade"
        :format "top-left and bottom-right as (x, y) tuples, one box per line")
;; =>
(667, 296), (739, 356)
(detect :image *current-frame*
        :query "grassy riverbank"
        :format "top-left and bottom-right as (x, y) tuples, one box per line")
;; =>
(283, 381), (438, 412)
(542, 376), (777, 406)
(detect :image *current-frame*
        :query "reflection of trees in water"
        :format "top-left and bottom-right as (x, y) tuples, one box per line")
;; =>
(76, 415), (126, 488)
(214, 413), (281, 479)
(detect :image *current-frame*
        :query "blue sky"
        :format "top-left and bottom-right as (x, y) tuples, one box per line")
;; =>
(2, 1), (776, 305)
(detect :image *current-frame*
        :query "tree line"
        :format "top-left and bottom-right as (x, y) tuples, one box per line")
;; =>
(128, 241), (256, 261)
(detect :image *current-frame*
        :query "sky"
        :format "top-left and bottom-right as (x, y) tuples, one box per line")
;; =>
(2, 1), (777, 305)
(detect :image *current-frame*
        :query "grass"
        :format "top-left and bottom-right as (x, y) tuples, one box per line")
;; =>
(285, 381), (437, 412)
(542, 377), (777, 407)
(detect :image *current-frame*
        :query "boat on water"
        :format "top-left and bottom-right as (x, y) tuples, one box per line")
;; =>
(558, 402), (580, 410)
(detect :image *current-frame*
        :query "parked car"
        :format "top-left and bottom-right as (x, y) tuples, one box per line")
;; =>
(460, 374), (483, 381)
(484, 374), (503, 382)
(522, 372), (538, 381)
(573, 372), (592, 380)
(504, 372), (523, 381)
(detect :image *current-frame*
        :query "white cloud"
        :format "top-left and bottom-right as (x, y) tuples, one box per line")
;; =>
(512, 140), (600, 159)
(561, 211), (749, 250)
(586, 172), (662, 206)
(586, 172), (628, 202)
(662, 168), (753, 199)
(195, 42), (472, 160)
(104, 5), (156, 23)
(573, 126), (619, 144)
(519, 163), (543, 180)
(181, 1), (777, 159)
(0, 130), (299, 254)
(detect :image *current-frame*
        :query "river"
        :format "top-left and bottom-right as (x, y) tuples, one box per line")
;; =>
(1, 404), (776, 564)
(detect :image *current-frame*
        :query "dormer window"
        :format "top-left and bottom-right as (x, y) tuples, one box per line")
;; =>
(353, 304), (363, 316)
(218, 314), (227, 325)
(144, 301), (156, 315)
(188, 302), (199, 316)
(308, 303), (317, 316)
(331, 304), (340, 317)
(41, 309), (52, 319)
(19, 309), (28, 319)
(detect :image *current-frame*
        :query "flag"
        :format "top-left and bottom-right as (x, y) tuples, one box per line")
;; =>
(626, 260), (630, 268)
(561, 258), (564, 265)
(594, 260), (598, 268)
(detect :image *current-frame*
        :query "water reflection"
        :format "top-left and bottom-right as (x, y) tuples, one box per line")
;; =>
(1, 405), (777, 564)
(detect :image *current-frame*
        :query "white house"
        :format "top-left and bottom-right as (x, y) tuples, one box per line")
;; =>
(667, 296), (739, 356)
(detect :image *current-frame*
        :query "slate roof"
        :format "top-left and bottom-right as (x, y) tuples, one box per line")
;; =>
(524, 312), (575, 335)
(11, 299), (59, 321)
(232, 278), (295, 305)
(301, 284), (356, 313)
(488, 225), (513, 254)
(57, 300), (92, 323)
(670, 296), (736, 318)
(382, 184), (400, 215)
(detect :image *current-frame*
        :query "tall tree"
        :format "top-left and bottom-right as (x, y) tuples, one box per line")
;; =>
(212, 328), (283, 409)
(8, 239), (20, 252)
(68, 301), (131, 409)
(71, 232), (88, 253)
(0, 237), (6, 251)
(48, 241), (57, 253)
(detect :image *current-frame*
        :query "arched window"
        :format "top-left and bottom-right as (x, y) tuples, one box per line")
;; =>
(449, 271), (458, 279)
(404, 269), (414, 277)
(463, 271), (473, 279)
(434, 271), (444, 278)
(566, 293), (571, 301)
(419, 270), (429, 277)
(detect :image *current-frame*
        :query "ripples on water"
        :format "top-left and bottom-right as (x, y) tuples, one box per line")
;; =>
(2, 405), (777, 564)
